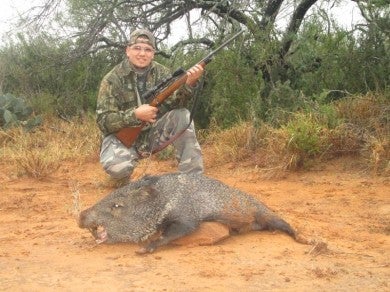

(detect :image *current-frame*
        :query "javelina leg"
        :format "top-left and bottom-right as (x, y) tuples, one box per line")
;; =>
(253, 212), (296, 239)
(137, 220), (197, 254)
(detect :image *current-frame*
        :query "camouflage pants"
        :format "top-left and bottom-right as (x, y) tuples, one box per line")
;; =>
(99, 108), (204, 179)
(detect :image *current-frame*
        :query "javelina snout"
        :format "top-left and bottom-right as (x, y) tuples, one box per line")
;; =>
(78, 208), (108, 244)
(79, 173), (300, 253)
(78, 209), (89, 228)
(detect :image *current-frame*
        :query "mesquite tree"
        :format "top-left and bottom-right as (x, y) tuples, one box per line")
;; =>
(9, 0), (387, 126)
(23, 0), (321, 79)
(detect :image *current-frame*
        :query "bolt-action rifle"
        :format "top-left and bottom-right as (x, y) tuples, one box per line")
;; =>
(115, 30), (244, 148)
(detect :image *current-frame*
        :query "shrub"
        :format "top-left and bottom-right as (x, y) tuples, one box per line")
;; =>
(283, 113), (329, 168)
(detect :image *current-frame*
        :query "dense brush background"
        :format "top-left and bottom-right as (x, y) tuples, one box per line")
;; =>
(0, 0), (388, 178)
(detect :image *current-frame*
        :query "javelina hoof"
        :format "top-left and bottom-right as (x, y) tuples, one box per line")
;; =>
(136, 246), (155, 255)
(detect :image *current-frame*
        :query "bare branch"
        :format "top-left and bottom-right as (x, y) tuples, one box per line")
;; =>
(280, 0), (318, 57)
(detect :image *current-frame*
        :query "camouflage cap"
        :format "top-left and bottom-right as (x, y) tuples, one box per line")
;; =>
(128, 29), (156, 49)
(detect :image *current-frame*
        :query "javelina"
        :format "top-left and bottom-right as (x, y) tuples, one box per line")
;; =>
(79, 173), (299, 253)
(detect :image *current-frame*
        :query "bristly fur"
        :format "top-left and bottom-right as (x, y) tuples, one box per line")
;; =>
(79, 172), (297, 252)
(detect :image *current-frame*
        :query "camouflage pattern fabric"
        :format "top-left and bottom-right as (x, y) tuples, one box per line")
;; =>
(97, 58), (203, 179)
(96, 59), (195, 136)
(100, 109), (203, 179)
(128, 29), (156, 48)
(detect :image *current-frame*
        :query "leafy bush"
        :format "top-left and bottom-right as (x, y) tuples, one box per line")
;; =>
(0, 34), (116, 117)
(283, 113), (329, 168)
(262, 81), (303, 126)
(203, 50), (263, 128)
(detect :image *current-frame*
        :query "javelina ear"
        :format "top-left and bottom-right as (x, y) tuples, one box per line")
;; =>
(130, 186), (159, 204)
(139, 186), (158, 198)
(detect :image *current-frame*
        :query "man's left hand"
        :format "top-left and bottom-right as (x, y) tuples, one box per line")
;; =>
(186, 64), (204, 87)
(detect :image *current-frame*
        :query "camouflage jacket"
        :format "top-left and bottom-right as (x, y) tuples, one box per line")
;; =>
(96, 58), (196, 137)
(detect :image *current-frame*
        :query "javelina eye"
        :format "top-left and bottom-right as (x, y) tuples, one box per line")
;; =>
(112, 203), (123, 209)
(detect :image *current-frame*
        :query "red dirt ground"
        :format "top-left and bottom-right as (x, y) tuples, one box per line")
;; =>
(0, 153), (389, 291)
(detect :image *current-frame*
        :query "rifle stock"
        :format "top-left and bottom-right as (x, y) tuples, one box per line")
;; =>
(115, 124), (144, 148)
(115, 30), (244, 148)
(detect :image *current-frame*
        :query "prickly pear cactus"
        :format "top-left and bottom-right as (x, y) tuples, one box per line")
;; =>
(0, 94), (42, 130)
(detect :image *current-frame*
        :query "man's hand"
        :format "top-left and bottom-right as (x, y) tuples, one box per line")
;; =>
(134, 104), (158, 123)
(186, 64), (204, 87)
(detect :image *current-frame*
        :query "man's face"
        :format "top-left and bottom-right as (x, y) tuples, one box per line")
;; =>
(126, 37), (155, 69)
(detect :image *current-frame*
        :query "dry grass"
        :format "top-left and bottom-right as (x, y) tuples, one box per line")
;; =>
(1, 93), (388, 179)
(202, 93), (389, 177)
(1, 115), (100, 178)
(335, 93), (389, 175)
(68, 180), (82, 217)
(203, 122), (297, 177)
(203, 121), (263, 163)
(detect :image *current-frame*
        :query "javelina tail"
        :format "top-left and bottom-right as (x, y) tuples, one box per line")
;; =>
(255, 212), (296, 239)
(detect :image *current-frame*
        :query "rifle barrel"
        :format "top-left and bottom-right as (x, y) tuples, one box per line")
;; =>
(201, 30), (244, 65)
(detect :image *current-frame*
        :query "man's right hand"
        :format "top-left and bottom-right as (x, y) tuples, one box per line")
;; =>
(134, 104), (159, 123)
